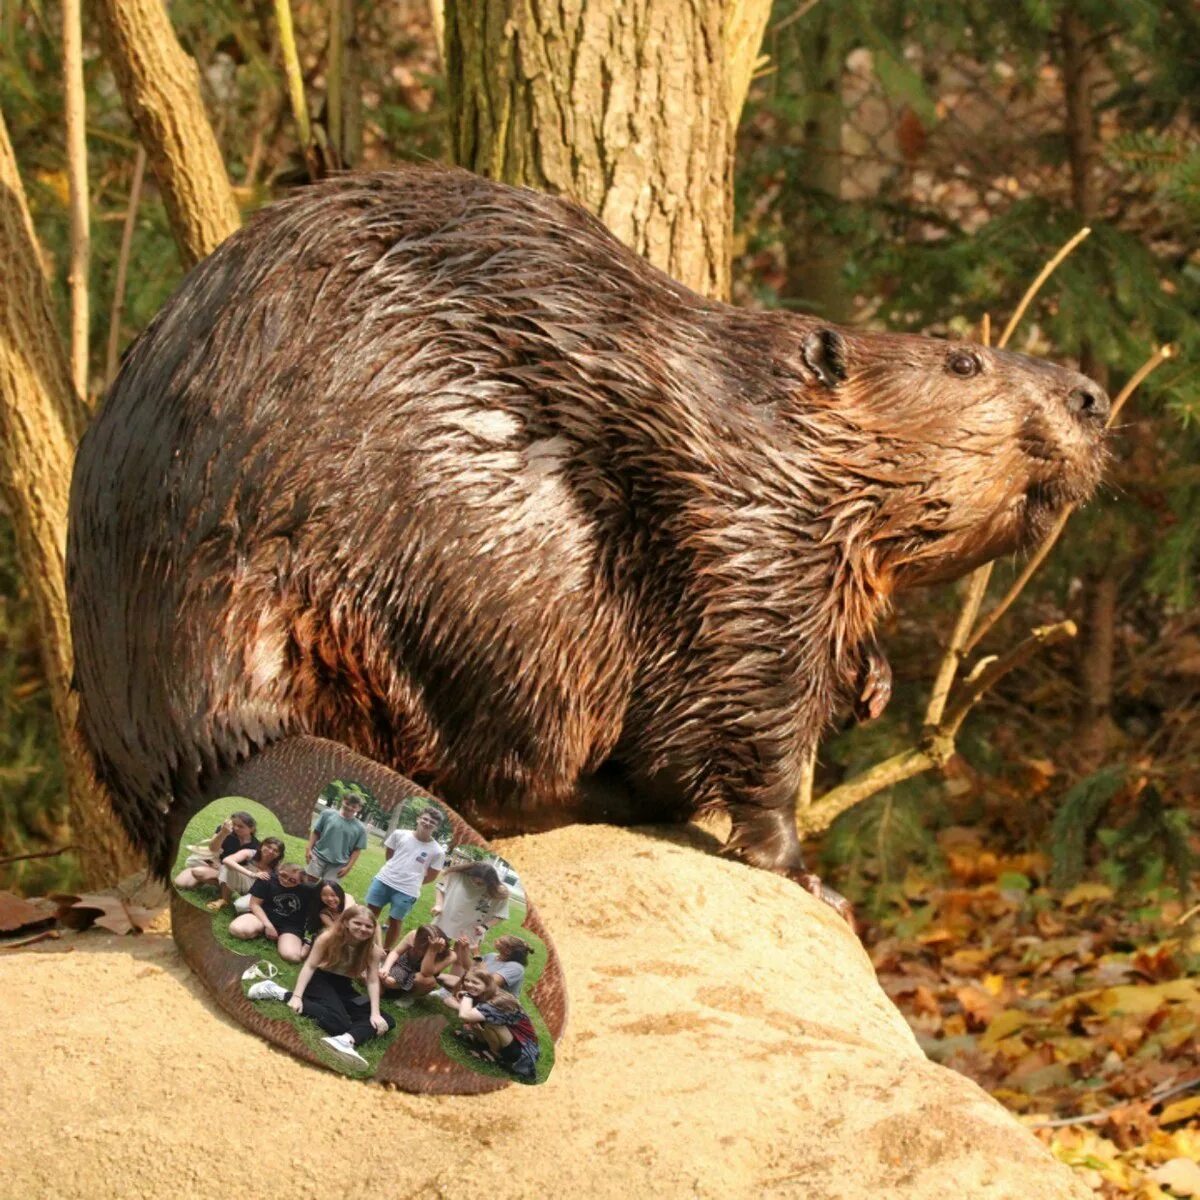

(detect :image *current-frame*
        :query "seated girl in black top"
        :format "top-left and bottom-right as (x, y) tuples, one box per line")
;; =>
(229, 862), (314, 963)
(248, 905), (394, 1069)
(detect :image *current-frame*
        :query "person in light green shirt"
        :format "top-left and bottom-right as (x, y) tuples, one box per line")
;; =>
(305, 791), (368, 881)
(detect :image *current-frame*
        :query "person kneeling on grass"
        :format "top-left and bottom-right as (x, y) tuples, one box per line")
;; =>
(229, 862), (313, 963)
(247, 906), (394, 1069)
(207, 836), (286, 913)
(452, 968), (540, 1083)
(380, 924), (455, 1003)
(439, 934), (531, 999)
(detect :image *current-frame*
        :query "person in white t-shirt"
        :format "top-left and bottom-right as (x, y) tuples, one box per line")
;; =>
(432, 860), (510, 948)
(365, 805), (445, 950)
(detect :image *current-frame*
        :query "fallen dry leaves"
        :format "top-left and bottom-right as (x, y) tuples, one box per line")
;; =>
(0, 871), (168, 945)
(866, 827), (1200, 1198)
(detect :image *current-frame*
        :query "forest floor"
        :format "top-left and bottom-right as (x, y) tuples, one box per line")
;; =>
(862, 824), (1200, 1199)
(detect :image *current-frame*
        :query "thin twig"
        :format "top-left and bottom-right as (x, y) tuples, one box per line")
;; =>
(275, 0), (315, 177)
(924, 568), (992, 730)
(1027, 1074), (1200, 1129)
(920, 313), (994, 731)
(327, 0), (343, 166)
(104, 145), (146, 385)
(770, 0), (821, 36)
(0, 845), (78, 867)
(997, 226), (1091, 350)
(64, 0), (89, 402)
(798, 623), (1076, 836)
(0, 929), (61, 950)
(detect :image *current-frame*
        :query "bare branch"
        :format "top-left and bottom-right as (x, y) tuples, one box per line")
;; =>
(798, 623), (1078, 835)
(923, 567), (991, 730)
(997, 226), (1091, 350)
(64, 0), (90, 402)
(104, 146), (146, 385)
(275, 0), (316, 178)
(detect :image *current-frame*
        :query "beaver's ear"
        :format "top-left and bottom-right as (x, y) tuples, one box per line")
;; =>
(802, 329), (848, 388)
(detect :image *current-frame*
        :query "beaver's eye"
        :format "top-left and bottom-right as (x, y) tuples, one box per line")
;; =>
(948, 350), (981, 378)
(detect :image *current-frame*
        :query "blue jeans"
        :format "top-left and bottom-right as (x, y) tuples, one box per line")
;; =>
(365, 878), (418, 923)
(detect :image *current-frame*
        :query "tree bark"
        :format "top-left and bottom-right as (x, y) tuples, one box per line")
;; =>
(1062, 6), (1118, 767)
(778, 7), (850, 321)
(445, 0), (772, 301)
(0, 111), (139, 885)
(95, 0), (240, 269)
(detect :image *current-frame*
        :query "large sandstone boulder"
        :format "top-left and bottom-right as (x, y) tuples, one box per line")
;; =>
(0, 824), (1086, 1199)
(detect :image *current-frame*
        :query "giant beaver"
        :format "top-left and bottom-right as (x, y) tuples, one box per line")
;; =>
(67, 167), (1109, 903)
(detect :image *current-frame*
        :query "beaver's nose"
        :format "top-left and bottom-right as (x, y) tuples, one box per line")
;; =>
(1066, 380), (1111, 424)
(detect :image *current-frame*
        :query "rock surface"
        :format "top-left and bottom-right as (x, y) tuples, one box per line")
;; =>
(0, 823), (1087, 1199)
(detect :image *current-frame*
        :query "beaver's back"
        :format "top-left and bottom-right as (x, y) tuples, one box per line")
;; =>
(70, 167), (746, 868)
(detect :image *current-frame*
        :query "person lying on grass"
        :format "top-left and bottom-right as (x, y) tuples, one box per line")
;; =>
(438, 933), (532, 998)
(379, 924), (455, 1002)
(229, 862), (314, 963)
(451, 968), (540, 1083)
(207, 836), (285, 913)
(247, 905), (395, 1069)
(301, 880), (349, 955)
(174, 811), (259, 891)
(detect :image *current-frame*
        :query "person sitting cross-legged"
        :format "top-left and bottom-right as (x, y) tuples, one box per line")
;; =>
(379, 924), (455, 1005)
(229, 862), (313, 963)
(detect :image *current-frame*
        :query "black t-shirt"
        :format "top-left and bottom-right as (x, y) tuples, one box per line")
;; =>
(249, 877), (313, 934)
(218, 831), (259, 862)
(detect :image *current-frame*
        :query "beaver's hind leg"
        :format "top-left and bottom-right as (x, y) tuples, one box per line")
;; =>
(724, 803), (856, 930)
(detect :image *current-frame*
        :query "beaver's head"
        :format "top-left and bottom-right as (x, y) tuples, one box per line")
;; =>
(790, 326), (1110, 589)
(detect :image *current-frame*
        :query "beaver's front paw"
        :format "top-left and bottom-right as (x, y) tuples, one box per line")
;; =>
(853, 641), (892, 723)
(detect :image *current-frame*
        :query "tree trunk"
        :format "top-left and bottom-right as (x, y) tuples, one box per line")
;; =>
(778, 7), (850, 321)
(1062, 6), (1118, 767)
(0, 111), (139, 885)
(1076, 569), (1119, 768)
(95, 0), (240, 269)
(445, 0), (772, 301)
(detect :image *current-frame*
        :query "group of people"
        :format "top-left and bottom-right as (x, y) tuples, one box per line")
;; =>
(174, 787), (542, 1081)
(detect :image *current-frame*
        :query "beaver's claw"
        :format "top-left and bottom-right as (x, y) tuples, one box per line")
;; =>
(853, 642), (892, 723)
(792, 871), (857, 933)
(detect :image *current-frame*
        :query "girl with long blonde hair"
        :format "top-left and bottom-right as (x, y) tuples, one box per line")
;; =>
(247, 905), (394, 1068)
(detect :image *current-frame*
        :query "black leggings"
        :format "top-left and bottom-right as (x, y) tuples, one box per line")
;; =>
(286, 969), (396, 1046)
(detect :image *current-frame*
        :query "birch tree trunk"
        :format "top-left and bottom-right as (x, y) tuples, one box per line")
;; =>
(0, 112), (138, 885)
(95, 0), (240, 268)
(445, 0), (772, 301)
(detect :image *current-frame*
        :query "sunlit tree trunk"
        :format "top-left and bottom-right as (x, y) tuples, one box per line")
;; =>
(0, 112), (139, 885)
(445, 0), (772, 301)
(96, 0), (240, 268)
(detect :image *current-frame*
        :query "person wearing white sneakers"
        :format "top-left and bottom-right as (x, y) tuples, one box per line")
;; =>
(247, 905), (394, 1068)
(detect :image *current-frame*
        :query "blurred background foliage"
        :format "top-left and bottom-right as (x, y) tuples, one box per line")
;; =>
(0, 0), (1196, 903)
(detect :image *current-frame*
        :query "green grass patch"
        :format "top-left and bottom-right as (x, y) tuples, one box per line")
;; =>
(173, 796), (554, 1083)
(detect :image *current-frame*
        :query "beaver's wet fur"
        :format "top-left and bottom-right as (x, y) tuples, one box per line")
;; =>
(68, 167), (1109, 882)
